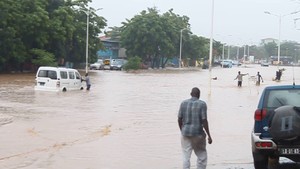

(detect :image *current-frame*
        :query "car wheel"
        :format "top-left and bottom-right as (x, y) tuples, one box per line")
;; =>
(253, 152), (268, 169)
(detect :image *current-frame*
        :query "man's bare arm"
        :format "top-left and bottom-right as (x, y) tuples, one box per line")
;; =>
(178, 117), (183, 131)
(202, 119), (212, 144)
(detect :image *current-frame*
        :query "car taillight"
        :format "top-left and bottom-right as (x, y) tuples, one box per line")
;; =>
(254, 109), (267, 121)
(255, 142), (273, 148)
(56, 81), (60, 87)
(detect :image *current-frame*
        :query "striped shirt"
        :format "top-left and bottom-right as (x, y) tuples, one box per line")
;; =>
(178, 97), (207, 136)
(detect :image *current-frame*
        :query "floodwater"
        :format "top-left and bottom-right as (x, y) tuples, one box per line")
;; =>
(0, 64), (300, 169)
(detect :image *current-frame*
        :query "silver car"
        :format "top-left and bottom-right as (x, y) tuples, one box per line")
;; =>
(110, 59), (127, 70)
(90, 60), (104, 70)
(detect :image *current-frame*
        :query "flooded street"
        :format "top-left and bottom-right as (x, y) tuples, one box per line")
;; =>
(1, 64), (300, 169)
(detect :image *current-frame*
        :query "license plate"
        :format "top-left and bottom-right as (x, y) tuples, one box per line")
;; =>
(279, 148), (300, 155)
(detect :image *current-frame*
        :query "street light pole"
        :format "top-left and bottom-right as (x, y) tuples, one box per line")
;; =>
(264, 10), (300, 66)
(208, 0), (215, 96)
(85, 11), (89, 74)
(276, 15), (282, 65)
(208, 0), (214, 72)
(83, 7), (102, 74)
(222, 43), (226, 68)
(243, 45), (246, 64)
(179, 28), (188, 69)
(179, 29), (183, 69)
(227, 45), (230, 59)
(248, 45), (250, 59)
(236, 46), (239, 61)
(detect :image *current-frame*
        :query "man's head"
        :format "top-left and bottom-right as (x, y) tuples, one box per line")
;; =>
(238, 71), (241, 74)
(85, 73), (88, 77)
(190, 87), (200, 98)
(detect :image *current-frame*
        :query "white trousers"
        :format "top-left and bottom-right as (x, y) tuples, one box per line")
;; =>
(181, 135), (207, 169)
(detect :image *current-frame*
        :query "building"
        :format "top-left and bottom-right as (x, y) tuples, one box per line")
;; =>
(97, 36), (127, 60)
(261, 38), (278, 44)
(269, 55), (293, 65)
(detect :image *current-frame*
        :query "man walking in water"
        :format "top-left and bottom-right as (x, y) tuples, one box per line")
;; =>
(256, 72), (263, 86)
(234, 71), (248, 87)
(178, 87), (212, 169)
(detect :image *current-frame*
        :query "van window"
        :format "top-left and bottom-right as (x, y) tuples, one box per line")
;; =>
(60, 71), (68, 79)
(69, 71), (75, 79)
(75, 72), (81, 79)
(38, 70), (57, 80)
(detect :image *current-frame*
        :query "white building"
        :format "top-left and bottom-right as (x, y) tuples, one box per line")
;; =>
(261, 38), (278, 44)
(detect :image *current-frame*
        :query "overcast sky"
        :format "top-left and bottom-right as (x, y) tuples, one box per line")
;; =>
(91, 0), (300, 46)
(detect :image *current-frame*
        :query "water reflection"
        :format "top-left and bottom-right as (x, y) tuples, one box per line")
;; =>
(0, 65), (299, 169)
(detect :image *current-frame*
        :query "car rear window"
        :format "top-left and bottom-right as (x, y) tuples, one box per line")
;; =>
(266, 89), (300, 108)
(38, 70), (57, 80)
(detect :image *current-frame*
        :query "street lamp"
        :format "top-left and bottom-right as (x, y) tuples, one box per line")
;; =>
(208, 0), (215, 96)
(264, 10), (300, 66)
(227, 45), (230, 59)
(243, 45), (246, 64)
(179, 28), (188, 69)
(82, 7), (102, 73)
(222, 43), (226, 68)
(208, 0), (214, 72)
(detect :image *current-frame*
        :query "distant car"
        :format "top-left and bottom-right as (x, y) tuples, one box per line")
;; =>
(261, 61), (270, 67)
(110, 59), (127, 70)
(232, 60), (241, 66)
(251, 84), (300, 169)
(220, 60), (233, 68)
(90, 60), (104, 70)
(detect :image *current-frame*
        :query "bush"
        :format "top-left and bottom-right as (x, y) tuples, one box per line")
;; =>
(123, 56), (141, 71)
(31, 49), (58, 67)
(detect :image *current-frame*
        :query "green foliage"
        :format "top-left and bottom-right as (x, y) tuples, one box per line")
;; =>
(120, 7), (191, 68)
(0, 0), (106, 72)
(123, 56), (142, 71)
(119, 7), (213, 68)
(31, 49), (58, 67)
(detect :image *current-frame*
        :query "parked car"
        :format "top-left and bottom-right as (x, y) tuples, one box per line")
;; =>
(220, 60), (233, 68)
(251, 84), (300, 169)
(110, 59), (127, 70)
(90, 60), (104, 70)
(232, 60), (241, 66)
(35, 66), (84, 92)
(261, 61), (270, 67)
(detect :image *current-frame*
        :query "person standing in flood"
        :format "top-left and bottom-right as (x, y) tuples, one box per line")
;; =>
(178, 87), (212, 169)
(234, 71), (248, 87)
(256, 71), (264, 86)
(82, 73), (91, 90)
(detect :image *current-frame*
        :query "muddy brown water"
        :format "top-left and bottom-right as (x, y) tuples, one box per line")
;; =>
(0, 65), (300, 169)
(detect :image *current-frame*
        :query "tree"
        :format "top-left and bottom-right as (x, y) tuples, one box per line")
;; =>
(120, 7), (190, 68)
(183, 34), (209, 66)
(264, 42), (278, 58)
(0, 0), (106, 72)
(31, 49), (58, 67)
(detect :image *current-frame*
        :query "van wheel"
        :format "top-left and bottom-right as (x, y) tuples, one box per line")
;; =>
(80, 87), (84, 90)
(62, 88), (67, 92)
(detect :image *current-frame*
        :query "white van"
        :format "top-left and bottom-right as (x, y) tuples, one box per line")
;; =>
(34, 66), (84, 92)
